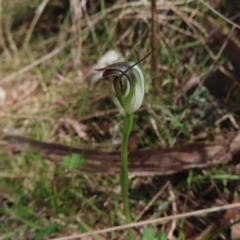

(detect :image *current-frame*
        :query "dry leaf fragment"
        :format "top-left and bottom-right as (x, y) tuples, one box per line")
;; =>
(231, 222), (240, 240)
(59, 118), (88, 140)
(0, 84), (17, 106)
(220, 197), (240, 240)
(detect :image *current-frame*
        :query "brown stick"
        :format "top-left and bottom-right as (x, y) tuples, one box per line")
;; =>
(151, 0), (158, 90)
(2, 131), (240, 176)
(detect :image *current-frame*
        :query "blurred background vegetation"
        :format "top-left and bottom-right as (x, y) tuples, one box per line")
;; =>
(1, 0), (240, 239)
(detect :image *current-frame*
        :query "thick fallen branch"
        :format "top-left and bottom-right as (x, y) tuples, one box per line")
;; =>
(1, 131), (240, 176)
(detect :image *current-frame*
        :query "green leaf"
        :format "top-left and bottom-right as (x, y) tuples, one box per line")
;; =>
(34, 223), (59, 240)
(61, 153), (85, 169)
(157, 232), (167, 240)
(141, 227), (156, 240)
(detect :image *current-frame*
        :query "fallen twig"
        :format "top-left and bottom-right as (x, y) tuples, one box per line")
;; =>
(1, 131), (240, 176)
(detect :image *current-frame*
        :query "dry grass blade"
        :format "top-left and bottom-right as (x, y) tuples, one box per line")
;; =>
(5, 14), (18, 55)
(151, 0), (158, 89)
(199, 0), (240, 30)
(51, 202), (240, 240)
(24, 0), (50, 46)
(0, 0), (12, 60)
(0, 37), (76, 85)
(70, 0), (83, 67)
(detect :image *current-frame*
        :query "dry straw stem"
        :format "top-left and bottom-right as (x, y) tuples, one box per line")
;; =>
(0, 0), (12, 59)
(198, 0), (240, 30)
(24, 0), (50, 46)
(167, 184), (177, 239)
(0, 38), (76, 85)
(5, 14), (18, 55)
(51, 202), (240, 240)
(70, 0), (83, 66)
(151, 0), (158, 89)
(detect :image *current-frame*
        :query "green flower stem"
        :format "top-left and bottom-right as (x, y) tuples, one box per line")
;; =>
(121, 113), (134, 240)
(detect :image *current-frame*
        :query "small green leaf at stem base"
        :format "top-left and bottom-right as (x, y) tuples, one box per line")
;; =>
(61, 153), (85, 169)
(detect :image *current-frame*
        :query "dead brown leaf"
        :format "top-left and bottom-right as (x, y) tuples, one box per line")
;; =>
(59, 118), (88, 141)
(0, 84), (17, 107)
